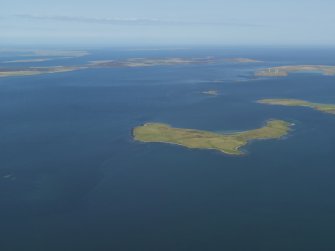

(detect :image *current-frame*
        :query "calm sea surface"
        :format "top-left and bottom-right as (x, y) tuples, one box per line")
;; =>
(1, 48), (335, 250)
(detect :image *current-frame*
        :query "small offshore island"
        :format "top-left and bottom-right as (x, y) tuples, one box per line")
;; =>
(202, 90), (220, 96)
(133, 120), (292, 155)
(255, 65), (335, 77)
(258, 99), (335, 115)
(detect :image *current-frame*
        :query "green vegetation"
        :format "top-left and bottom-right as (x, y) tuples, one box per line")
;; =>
(258, 99), (335, 115)
(133, 120), (292, 155)
(255, 65), (335, 77)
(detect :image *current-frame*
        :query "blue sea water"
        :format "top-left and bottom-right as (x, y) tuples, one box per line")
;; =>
(1, 47), (335, 251)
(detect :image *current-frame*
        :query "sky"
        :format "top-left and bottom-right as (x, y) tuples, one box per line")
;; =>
(1, 0), (335, 46)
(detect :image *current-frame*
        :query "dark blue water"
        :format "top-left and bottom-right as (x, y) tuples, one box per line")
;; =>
(1, 48), (335, 251)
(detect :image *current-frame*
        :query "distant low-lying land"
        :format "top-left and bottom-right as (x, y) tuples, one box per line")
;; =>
(0, 57), (217, 78)
(258, 99), (335, 115)
(89, 57), (217, 67)
(225, 58), (262, 63)
(0, 49), (92, 77)
(133, 120), (292, 155)
(4, 58), (55, 63)
(255, 65), (335, 77)
(21, 50), (90, 58)
(0, 66), (84, 77)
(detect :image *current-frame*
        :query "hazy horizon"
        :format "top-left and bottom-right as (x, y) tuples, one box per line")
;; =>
(1, 0), (335, 46)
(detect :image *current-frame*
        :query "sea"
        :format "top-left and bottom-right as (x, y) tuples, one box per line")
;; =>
(1, 47), (335, 251)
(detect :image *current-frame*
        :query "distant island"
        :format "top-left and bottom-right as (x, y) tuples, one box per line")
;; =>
(0, 66), (84, 77)
(133, 120), (292, 155)
(258, 99), (335, 115)
(89, 57), (217, 67)
(0, 54), (267, 78)
(201, 90), (220, 96)
(4, 58), (55, 63)
(255, 65), (335, 77)
(21, 50), (89, 58)
(0, 49), (92, 77)
(225, 58), (262, 63)
(0, 57), (217, 78)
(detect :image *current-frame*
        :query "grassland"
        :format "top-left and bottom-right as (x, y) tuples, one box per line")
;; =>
(255, 65), (335, 77)
(133, 120), (292, 155)
(258, 99), (335, 115)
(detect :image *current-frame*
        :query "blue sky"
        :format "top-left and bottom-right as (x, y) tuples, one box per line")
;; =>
(1, 0), (335, 46)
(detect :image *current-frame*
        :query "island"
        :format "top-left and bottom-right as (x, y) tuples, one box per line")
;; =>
(0, 57), (218, 78)
(255, 65), (335, 77)
(22, 50), (90, 58)
(0, 56), (265, 78)
(258, 99), (335, 115)
(1, 49), (89, 65)
(0, 66), (84, 77)
(201, 90), (220, 96)
(225, 58), (262, 63)
(89, 57), (217, 68)
(133, 120), (292, 155)
(4, 58), (55, 63)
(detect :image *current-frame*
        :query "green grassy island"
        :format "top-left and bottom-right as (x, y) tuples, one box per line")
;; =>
(258, 99), (335, 115)
(255, 65), (335, 77)
(133, 120), (292, 155)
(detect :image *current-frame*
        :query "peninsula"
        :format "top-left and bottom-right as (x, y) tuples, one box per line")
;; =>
(133, 120), (292, 155)
(255, 65), (335, 77)
(258, 99), (335, 115)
